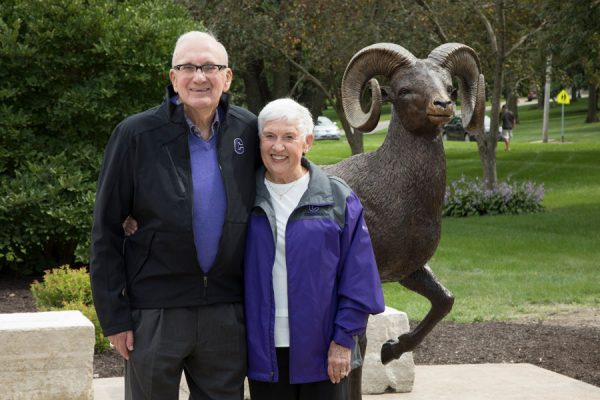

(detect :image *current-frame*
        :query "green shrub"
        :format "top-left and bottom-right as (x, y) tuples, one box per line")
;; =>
(0, 147), (100, 274)
(0, 0), (199, 274)
(31, 265), (92, 307)
(443, 175), (545, 217)
(31, 265), (109, 353)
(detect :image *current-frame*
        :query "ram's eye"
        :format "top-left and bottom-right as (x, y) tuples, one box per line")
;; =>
(397, 88), (410, 97)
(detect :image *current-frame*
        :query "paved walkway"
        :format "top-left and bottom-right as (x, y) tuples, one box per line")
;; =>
(94, 363), (600, 400)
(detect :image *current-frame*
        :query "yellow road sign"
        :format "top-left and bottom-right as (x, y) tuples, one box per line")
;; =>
(556, 89), (571, 105)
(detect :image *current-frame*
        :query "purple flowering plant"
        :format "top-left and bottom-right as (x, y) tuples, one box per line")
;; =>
(443, 175), (544, 217)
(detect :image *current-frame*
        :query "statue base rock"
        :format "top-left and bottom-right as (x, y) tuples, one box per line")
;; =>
(362, 306), (415, 393)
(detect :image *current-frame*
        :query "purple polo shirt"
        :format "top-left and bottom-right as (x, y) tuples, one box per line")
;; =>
(186, 108), (226, 273)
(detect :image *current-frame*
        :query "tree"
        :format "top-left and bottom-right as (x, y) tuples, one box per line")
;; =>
(415, 0), (546, 188)
(542, 0), (600, 123)
(0, 0), (198, 273)
(182, 0), (427, 155)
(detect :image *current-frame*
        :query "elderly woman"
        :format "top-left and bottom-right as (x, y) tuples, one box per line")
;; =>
(244, 98), (384, 400)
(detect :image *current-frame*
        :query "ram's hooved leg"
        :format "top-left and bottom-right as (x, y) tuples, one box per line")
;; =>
(381, 264), (454, 364)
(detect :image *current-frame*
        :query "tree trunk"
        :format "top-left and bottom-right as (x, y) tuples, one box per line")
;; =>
(483, 56), (501, 189)
(585, 85), (599, 123)
(477, 138), (497, 189)
(334, 92), (363, 154)
(298, 86), (326, 122)
(481, 3), (504, 190)
(271, 61), (290, 98)
(537, 92), (544, 108)
(542, 53), (552, 143)
(348, 127), (365, 155)
(536, 80), (544, 109)
(571, 86), (578, 102)
(241, 73), (262, 115)
(43, 239), (77, 270)
(241, 59), (271, 115)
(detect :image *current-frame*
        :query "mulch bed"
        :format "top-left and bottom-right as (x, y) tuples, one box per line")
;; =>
(1, 271), (598, 387)
(413, 320), (600, 386)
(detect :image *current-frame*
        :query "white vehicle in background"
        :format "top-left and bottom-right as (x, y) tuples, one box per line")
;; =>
(313, 116), (341, 140)
(484, 115), (490, 134)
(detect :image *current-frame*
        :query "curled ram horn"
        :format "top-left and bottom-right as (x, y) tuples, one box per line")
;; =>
(465, 73), (486, 136)
(341, 43), (417, 132)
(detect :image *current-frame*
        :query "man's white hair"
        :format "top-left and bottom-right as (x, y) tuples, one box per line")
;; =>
(258, 98), (314, 139)
(171, 31), (229, 67)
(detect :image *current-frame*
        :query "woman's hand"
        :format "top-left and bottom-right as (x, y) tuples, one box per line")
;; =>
(327, 340), (351, 384)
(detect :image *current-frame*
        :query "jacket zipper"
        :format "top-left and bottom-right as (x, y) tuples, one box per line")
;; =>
(270, 262), (277, 382)
(285, 225), (294, 384)
(203, 276), (208, 297)
(267, 212), (277, 383)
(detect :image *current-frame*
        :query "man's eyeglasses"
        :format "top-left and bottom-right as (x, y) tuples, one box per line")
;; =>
(173, 63), (227, 77)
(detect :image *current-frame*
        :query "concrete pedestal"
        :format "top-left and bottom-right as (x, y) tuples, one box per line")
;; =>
(362, 306), (415, 393)
(0, 310), (95, 400)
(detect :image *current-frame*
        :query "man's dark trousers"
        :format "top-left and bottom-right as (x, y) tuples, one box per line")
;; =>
(125, 303), (246, 400)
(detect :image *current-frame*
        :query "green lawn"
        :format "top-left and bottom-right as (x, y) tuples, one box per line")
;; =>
(310, 100), (600, 322)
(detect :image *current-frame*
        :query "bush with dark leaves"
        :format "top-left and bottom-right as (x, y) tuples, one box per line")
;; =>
(443, 175), (544, 217)
(0, 0), (198, 273)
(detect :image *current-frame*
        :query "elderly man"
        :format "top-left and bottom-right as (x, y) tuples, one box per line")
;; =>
(90, 31), (258, 399)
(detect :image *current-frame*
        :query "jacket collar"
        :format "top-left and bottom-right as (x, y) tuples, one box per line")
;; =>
(255, 158), (334, 211)
(161, 85), (231, 144)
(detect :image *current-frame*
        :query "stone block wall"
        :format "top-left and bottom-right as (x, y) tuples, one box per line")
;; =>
(0, 310), (95, 400)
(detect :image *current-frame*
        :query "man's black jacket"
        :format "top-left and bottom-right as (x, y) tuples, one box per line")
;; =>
(90, 86), (258, 336)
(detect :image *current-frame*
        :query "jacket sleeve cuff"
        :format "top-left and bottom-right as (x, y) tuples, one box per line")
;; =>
(102, 321), (134, 337)
(333, 329), (355, 349)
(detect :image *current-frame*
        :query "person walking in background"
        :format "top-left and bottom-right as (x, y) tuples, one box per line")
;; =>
(90, 31), (258, 400)
(244, 98), (385, 400)
(500, 104), (516, 151)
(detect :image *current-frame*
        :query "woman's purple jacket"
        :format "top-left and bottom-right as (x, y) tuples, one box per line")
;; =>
(244, 159), (385, 384)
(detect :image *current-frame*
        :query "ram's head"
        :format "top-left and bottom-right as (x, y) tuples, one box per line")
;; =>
(341, 43), (485, 139)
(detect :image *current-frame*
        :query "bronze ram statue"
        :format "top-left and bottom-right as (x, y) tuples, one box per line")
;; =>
(324, 42), (485, 399)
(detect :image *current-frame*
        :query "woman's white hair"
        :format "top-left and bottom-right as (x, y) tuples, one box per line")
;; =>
(172, 31), (228, 67)
(258, 98), (314, 138)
